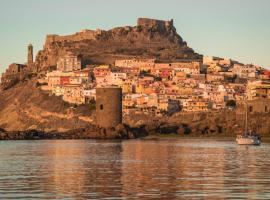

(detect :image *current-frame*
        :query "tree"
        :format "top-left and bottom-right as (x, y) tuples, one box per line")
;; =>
(154, 76), (162, 81)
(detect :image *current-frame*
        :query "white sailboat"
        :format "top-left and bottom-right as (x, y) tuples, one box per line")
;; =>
(236, 98), (261, 145)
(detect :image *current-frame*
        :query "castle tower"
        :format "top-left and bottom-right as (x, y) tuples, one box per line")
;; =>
(96, 87), (122, 128)
(27, 43), (33, 65)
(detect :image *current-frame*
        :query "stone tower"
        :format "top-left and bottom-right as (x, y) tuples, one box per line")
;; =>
(27, 43), (33, 65)
(96, 87), (122, 128)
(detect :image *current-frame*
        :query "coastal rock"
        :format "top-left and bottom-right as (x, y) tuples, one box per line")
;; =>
(128, 110), (270, 137)
(157, 124), (178, 134)
(177, 126), (185, 135)
(12, 123), (144, 140)
(0, 132), (6, 140)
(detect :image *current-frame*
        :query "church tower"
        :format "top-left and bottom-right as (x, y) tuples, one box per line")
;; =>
(27, 43), (33, 65)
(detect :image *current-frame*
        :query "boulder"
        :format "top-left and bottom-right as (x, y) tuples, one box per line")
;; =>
(177, 126), (185, 135)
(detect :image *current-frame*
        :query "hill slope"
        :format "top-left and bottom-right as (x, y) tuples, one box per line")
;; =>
(0, 79), (93, 132)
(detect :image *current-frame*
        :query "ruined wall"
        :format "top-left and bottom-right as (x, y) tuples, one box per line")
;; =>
(5, 63), (25, 74)
(1, 63), (25, 87)
(0, 62), (39, 90)
(96, 87), (122, 128)
(45, 30), (100, 47)
(137, 18), (173, 30)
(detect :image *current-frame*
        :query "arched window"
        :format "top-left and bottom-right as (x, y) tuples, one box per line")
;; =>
(100, 104), (103, 110)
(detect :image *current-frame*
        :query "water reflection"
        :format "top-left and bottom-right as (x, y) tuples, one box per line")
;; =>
(0, 139), (270, 199)
(41, 140), (123, 199)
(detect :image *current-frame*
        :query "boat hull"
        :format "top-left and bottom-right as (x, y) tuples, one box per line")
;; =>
(236, 136), (261, 145)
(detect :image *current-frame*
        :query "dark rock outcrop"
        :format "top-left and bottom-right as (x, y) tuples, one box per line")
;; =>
(0, 123), (146, 140)
(125, 110), (270, 137)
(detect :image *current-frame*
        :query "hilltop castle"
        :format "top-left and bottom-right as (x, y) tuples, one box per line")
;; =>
(44, 18), (175, 47)
(137, 18), (174, 29)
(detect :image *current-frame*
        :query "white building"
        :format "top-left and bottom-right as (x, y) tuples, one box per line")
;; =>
(232, 64), (256, 78)
(57, 53), (81, 72)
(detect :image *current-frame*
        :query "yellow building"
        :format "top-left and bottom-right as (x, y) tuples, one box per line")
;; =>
(175, 71), (186, 78)
(177, 87), (193, 95)
(121, 83), (132, 94)
(207, 64), (222, 73)
(135, 83), (144, 94)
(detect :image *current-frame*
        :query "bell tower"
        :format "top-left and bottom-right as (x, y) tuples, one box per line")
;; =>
(27, 43), (33, 65)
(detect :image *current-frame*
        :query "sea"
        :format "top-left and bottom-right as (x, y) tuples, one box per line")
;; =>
(0, 139), (270, 199)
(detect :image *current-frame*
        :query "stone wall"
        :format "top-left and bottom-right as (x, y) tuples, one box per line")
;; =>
(5, 63), (25, 75)
(137, 18), (173, 30)
(237, 99), (270, 114)
(45, 30), (100, 47)
(0, 63), (35, 90)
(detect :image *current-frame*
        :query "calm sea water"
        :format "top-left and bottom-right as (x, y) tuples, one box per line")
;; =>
(0, 139), (270, 200)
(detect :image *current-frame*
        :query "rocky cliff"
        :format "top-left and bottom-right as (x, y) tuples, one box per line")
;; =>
(35, 18), (201, 71)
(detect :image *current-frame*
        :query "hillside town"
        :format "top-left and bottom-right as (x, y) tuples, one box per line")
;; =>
(1, 2), (270, 198)
(0, 18), (270, 139)
(1, 42), (270, 118)
(1, 17), (270, 122)
(33, 51), (270, 116)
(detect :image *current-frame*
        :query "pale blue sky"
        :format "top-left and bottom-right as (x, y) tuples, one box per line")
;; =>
(0, 0), (269, 74)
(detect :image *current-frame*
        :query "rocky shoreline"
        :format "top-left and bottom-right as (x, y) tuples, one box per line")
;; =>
(0, 124), (147, 140)
(1, 109), (270, 140)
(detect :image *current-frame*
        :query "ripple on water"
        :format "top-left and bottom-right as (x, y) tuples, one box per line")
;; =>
(0, 139), (270, 199)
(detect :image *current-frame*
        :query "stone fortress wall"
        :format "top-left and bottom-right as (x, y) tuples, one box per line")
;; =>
(45, 29), (102, 46)
(137, 18), (174, 30)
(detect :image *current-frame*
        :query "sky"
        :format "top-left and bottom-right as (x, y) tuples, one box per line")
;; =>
(0, 0), (269, 74)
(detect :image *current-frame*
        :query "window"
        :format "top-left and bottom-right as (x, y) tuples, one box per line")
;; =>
(265, 106), (268, 112)
(249, 106), (253, 112)
(100, 104), (103, 110)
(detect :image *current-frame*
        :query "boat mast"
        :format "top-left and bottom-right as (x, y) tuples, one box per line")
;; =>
(245, 95), (248, 134)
